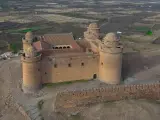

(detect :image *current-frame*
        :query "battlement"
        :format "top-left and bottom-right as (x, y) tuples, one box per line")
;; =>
(54, 83), (160, 113)
(99, 44), (123, 54)
(21, 54), (41, 63)
(22, 38), (32, 44)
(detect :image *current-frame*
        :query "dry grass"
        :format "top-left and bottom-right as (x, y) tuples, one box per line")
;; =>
(0, 16), (18, 22)
(35, 8), (89, 13)
(143, 13), (160, 23)
(36, 14), (97, 23)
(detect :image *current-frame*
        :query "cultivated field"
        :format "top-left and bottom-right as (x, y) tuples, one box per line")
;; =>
(36, 14), (97, 23)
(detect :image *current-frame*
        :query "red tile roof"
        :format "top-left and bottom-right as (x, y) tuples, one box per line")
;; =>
(33, 40), (50, 51)
(42, 33), (81, 49)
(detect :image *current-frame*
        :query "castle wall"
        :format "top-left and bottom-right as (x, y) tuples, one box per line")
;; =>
(21, 55), (41, 92)
(54, 83), (160, 113)
(41, 54), (99, 83)
(99, 51), (122, 84)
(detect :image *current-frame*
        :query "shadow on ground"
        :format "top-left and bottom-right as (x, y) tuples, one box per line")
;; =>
(122, 52), (160, 79)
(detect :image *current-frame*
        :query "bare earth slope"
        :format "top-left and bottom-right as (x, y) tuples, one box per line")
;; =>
(0, 57), (26, 120)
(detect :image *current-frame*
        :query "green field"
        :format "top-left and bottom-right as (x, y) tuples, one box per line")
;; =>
(133, 26), (153, 35)
(134, 26), (150, 32)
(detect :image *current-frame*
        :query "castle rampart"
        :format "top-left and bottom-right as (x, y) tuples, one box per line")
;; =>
(21, 54), (41, 63)
(54, 83), (160, 114)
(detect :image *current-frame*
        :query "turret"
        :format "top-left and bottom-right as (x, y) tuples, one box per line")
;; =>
(22, 32), (34, 53)
(84, 23), (100, 41)
(98, 33), (123, 84)
(21, 45), (42, 93)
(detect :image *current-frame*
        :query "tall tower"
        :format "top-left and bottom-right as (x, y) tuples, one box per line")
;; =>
(99, 33), (123, 84)
(21, 45), (42, 93)
(84, 23), (100, 41)
(22, 32), (34, 53)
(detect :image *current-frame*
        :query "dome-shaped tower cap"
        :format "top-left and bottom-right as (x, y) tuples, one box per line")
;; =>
(25, 31), (33, 40)
(87, 23), (100, 29)
(103, 32), (118, 42)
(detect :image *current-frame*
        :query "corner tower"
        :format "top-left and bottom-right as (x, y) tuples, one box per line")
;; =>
(22, 32), (34, 53)
(99, 33), (123, 84)
(21, 45), (42, 93)
(84, 23), (100, 41)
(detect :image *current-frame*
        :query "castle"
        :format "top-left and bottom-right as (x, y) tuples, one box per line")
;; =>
(21, 23), (123, 93)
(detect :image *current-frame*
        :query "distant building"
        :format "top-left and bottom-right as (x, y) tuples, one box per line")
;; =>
(21, 23), (123, 93)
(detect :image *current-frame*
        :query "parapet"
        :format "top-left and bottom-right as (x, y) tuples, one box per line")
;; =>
(99, 43), (123, 54)
(22, 38), (32, 44)
(21, 54), (41, 63)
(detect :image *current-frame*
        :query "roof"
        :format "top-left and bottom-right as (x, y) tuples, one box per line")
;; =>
(103, 33), (118, 42)
(76, 40), (91, 49)
(88, 23), (99, 29)
(33, 40), (50, 51)
(41, 33), (81, 49)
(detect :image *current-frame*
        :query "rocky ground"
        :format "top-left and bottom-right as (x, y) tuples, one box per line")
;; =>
(47, 99), (160, 120)
(0, 58), (27, 120)
(1, 50), (160, 120)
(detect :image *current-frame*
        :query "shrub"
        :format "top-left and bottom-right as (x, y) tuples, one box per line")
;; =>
(37, 100), (44, 110)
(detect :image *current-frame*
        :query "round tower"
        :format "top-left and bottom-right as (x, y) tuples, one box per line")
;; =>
(99, 33), (123, 84)
(21, 45), (42, 93)
(22, 31), (34, 53)
(84, 23), (100, 40)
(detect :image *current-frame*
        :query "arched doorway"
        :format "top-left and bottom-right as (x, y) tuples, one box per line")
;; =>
(93, 74), (97, 79)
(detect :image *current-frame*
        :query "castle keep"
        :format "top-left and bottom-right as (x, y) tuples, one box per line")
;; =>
(21, 23), (123, 93)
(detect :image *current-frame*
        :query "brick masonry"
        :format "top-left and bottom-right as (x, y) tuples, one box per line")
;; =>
(54, 83), (160, 114)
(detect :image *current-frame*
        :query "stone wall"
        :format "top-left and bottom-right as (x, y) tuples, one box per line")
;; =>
(54, 83), (160, 114)
(41, 54), (99, 83)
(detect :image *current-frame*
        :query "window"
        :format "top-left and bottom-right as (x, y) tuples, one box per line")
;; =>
(59, 47), (62, 49)
(68, 63), (71, 67)
(55, 47), (58, 49)
(63, 46), (66, 49)
(45, 72), (47, 74)
(67, 46), (70, 48)
(38, 69), (40, 71)
(81, 62), (84, 66)
(54, 64), (57, 68)
(101, 62), (103, 65)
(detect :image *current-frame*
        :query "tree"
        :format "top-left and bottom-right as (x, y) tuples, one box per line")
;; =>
(8, 43), (18, 53)
(146, 30), (153, 36)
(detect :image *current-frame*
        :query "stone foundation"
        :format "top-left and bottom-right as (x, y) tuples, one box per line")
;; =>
(22, 85), (42, 94)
